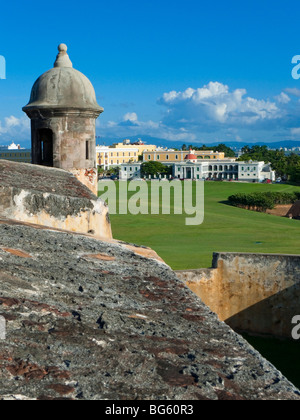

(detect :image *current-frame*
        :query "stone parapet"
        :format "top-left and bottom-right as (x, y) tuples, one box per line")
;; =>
(177, 252), (300, 338)
(0, 221), (298, 400)
(0, 160), (112, 240)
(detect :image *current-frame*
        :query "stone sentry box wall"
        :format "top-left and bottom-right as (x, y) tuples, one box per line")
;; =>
(23, 44), (103, 196)
(29, 114), (97, 172)
(28, 113), (99, 195)
(176, 252), (300, 338)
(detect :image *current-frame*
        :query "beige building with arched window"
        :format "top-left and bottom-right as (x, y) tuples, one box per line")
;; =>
(96, 146), (139, 170)
(97, 140), (157, 170)
(143, 150), (225, 162)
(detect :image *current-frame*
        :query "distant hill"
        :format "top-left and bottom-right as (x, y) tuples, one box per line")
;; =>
(97, 136), (300, 150)
(20, 136), (300, 151)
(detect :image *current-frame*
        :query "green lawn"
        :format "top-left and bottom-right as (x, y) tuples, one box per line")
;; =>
(104, 182), (300, 270)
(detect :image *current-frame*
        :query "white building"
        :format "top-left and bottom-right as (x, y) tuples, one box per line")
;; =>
(119, 163), (142, 180)
(119, 160), (275, 183)
(238, 162), (275, 182)
(173, 160), (275, 182)
(8, 142), (23, 150)
(173, 160), (238, 180)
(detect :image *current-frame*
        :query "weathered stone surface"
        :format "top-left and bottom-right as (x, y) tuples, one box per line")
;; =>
(0, 221), (299, 400)
(0, 160), (112, 239)
(177, 252), (300, 338)
(0, 159), (95, 199)
(23, 44), (102, 113)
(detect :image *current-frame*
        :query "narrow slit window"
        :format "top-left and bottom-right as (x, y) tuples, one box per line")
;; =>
(86, 141), (89, 160)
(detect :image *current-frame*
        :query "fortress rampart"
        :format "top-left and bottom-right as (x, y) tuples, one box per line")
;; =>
(0, 160), (112, 240)
(177, 252), (300, 338)
(0, 160), (299, 398)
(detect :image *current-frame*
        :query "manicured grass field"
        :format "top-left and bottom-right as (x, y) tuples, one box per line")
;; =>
(103, 182), (300, 270)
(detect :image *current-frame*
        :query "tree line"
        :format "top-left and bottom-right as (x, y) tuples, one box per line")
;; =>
(238, 145), (300, 183)
(181, 143), (236, 158)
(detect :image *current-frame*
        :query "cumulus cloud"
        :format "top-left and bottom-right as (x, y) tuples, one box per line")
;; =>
(2, 83), (300, 146)
(275, 92), (291, 104)
(0, 115), (30, 142)
(99, 82), (300, 143)
(123, 112), (138, 123)
(118, 112), (139, 127)
(5, 116), (22, 128)
(99, 111), (195, 142)
(284, 88), (300, 98)
(158, 82), (281, 129)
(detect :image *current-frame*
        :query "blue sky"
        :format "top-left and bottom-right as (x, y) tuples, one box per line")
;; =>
(1, 0), (300, 146)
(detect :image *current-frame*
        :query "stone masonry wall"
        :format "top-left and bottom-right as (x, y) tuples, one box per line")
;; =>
(0, 161), (112, 240)
(30, 114), (98, 195)
(176, 252), (300, 338)
(0, 220), (299, 400)
(31, 115), (97, 171)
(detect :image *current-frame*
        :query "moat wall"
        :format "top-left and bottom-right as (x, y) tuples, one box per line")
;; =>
(176, 253), (300, 338)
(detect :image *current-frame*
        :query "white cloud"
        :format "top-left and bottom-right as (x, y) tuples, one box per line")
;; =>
(0, 115), (30, 141)
(159, 82), (280, 129)
(275, 92), (291, 104)
(123, 112), (138, 123)
(99, 111), (194, 142)
(291, 127), (300, 136)
(98, 82), (300, 143)
(5, 116), (21, 128)
(284, 88), (300, 97)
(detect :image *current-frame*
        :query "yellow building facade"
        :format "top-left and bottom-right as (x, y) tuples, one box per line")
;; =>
(96, 146), (139, 169)
(143, 150), (225, 162)
(111, 142), (157, 155)
(96, 142), (157, 169)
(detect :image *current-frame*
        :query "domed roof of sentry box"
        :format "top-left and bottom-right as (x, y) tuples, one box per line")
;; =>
(23, 44), (103, 116)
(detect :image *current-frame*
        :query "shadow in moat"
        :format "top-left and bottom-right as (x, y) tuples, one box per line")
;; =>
(225, 283), (300, 339)
(225, 284), (300, 389)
